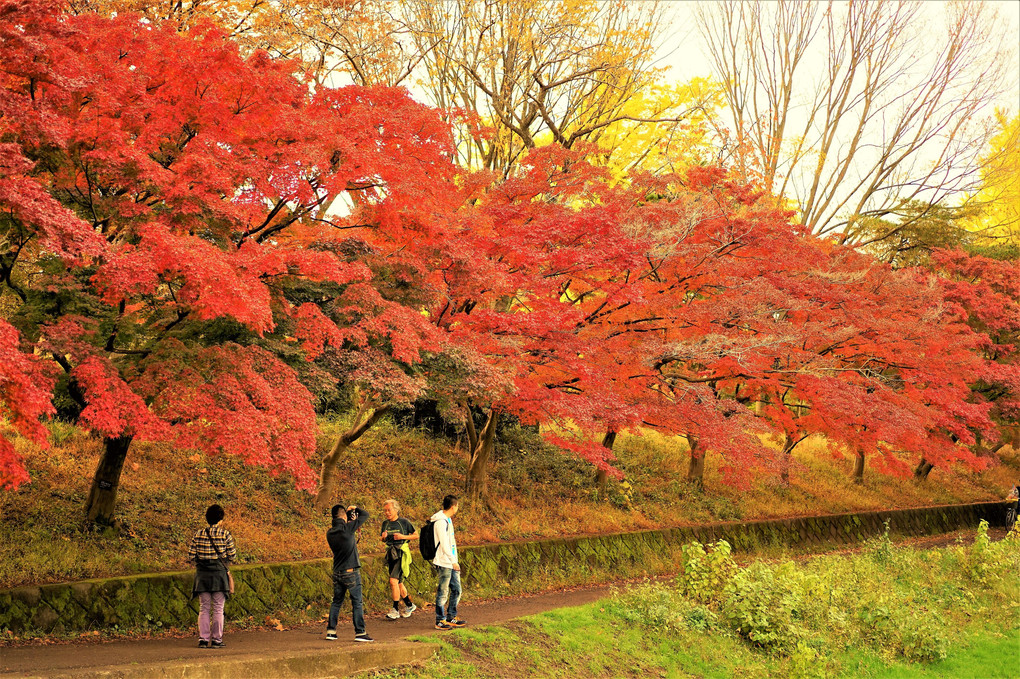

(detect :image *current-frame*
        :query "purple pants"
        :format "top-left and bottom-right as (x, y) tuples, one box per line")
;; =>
(198, 592), (226, 642)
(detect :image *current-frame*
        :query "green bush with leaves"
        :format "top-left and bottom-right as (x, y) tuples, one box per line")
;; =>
(614, 583), (682, 632)
(721, 561), (819, 652)
(967, 519), (994, 582)
(677, 539), (737, 604)
(615, 523), (1018, 674)
(857, 596), (949, 663)
(865, 519), (895, 564)
(896, 613), (949, 663)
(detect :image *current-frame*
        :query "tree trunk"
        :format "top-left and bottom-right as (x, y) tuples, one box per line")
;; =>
(852, 449), (866, 484)
(686, 435), (705, 488)
(85, 435), (133, 526)
(779, 430), (803, 483)
(914, 458), (934, 480)
(595, 430), (617, 497)
(1005, 426), (1020, 450)
(313, 405), (390, 510)
(465, 408), (498, 498)
(985, 442), (1006, 457)
(971, 430), (986, 457)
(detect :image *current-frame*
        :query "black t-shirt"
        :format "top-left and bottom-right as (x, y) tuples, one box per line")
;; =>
(326, 507), (369, 573)
(380, 518), (415, 548)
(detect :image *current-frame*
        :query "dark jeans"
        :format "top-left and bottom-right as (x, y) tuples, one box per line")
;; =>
(435, 566), (461, 622)
(328, 570), (366, 635)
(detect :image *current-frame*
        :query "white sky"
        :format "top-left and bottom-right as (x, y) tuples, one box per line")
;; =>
(655, 0), (1020, 113)
(385, 0), (1019, 222)
(642, 0), (1020, 224)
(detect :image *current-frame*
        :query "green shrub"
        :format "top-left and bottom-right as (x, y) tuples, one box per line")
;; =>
(857, 596), (949, 662)
(614, 583), (720, 634)
(628, 525), (1012, 668)
(721, 561), (812, 653)
(865, 519), (894, 565)
(613, 584), (682, 632)
(677, 539), (736, 604)
(681, 602), (719, 632)
(895, 613), (949, 663)
(857, 595), (894, 642)
(46, 420), (79, 446)
(788, 640), (830, 679)
(967, 519), (993, 582)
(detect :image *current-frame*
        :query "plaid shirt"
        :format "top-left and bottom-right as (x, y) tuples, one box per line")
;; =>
(188, 524), (237, 563)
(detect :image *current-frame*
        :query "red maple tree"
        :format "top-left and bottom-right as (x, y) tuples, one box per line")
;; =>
(915, 248), (1020, 477)
(3, 0), (1010, 518)
(0, 1), (464, 521)
(0, 320), (56, 489)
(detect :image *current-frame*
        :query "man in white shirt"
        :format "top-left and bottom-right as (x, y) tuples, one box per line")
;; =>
(431, 494), (466, 630)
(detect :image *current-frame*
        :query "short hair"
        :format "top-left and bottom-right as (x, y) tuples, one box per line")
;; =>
(383, 499), (400, 513)
(442, 494), (458, 511)
(331, 504), (343, 520)
(205, 504), (225, 525)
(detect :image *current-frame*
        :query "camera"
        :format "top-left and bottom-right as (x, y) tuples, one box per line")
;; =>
(346, 508), (359, 521)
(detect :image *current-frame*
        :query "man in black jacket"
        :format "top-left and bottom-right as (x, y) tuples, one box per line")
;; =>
(325, 504), (373, 642)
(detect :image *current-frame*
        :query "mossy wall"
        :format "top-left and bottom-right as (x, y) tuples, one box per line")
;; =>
(1, 501), (1008, 636)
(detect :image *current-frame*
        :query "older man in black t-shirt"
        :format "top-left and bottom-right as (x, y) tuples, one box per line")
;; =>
(380, 498), (419, 620)
(325, 504), (372, 642)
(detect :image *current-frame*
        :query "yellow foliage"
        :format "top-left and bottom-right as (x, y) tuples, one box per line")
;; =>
(966, 111), (1020, 246)
(592, 77), (726, 182)
(403, 0), (673, 173)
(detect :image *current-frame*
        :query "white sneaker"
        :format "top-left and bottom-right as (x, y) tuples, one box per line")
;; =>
(386, 609), (400, 620)
(401, 603), (417, 618)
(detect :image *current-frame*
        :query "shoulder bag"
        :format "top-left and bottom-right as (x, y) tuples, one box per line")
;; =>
(205, 527), (235, 595)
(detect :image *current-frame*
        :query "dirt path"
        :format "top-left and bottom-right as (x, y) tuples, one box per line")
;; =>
(0, 583), (617, 676)
(0, 527), (1002, 677)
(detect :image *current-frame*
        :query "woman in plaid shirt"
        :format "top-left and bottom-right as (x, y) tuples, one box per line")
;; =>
(187, 504), (236, 648)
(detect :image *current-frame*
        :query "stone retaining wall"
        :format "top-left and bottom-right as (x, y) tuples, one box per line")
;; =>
(1, 501), (1008, 636)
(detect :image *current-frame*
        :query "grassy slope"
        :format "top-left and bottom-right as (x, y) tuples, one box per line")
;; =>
(841, 633), (1017, 679)
(0, 415), (1016, 588)
(368, 533), (1019, 679)
(366, 601), (1017, 679)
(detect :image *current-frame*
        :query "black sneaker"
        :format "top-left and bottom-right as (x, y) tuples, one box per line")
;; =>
(447, 619), (467, 628)
(210, 640), (226, 649)
(355, 634), (374, 642)
(435, 620), (453, 630)
(198, 639), (210, 649)
(325, 629), (338, 641)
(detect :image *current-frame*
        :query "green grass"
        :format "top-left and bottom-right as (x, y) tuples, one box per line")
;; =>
(368, 527), (1020, 678)
(842, 629), (1019, 678)
(380, 620), (1018, 679)
(1, 415), (1016, 588)
(386, 613), (779, 679)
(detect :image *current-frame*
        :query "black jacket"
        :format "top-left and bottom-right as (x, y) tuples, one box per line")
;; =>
(327, 507), (369, 573)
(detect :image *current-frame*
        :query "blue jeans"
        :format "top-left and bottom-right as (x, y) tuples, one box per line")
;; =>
(328, 570), (366, 635)
(435, 566), (461, 622)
